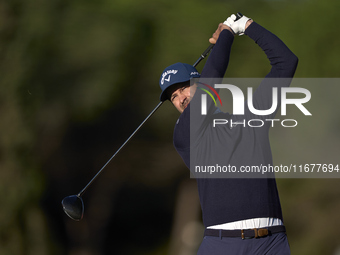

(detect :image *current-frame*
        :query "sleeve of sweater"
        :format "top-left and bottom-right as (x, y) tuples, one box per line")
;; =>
(245, 22), (299, 78)
(243, 22), (299, 124)
(200, 29), (235, 78)
(173, 30), (234, 154)
(187, 29), (235, 121)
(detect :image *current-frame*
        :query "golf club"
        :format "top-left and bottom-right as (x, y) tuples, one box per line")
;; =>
(61, 12), (243, 221)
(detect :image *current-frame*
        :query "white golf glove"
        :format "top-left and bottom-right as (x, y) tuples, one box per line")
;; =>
(223, 14), (251, 35)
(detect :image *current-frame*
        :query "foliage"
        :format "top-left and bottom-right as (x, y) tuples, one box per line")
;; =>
(0, 0), (339, 254)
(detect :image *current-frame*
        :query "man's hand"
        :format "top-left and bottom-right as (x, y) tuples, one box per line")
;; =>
(224, 14), (253, 36)
(209, 23), (234, 44)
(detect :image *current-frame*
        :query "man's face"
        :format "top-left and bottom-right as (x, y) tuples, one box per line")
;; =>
(167, 82), (197, 113)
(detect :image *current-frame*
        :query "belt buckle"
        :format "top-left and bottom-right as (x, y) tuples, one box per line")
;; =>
(253, 228), (269, 238)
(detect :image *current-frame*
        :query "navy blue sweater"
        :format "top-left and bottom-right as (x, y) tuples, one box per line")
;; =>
(173, 22), (298, 228)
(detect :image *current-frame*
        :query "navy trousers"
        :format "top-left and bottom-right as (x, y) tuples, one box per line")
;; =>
(197, 232), (290, 255)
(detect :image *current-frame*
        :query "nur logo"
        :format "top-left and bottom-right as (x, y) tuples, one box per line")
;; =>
(197, 82), (223, 115)
(198, 83), (312, 128)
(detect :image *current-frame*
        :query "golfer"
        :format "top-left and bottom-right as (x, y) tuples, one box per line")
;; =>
(159, 14), (298, 254)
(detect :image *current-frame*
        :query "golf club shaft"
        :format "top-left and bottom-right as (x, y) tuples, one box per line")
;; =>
(78, 101), (163, 197)
(76, 14), (244, 197)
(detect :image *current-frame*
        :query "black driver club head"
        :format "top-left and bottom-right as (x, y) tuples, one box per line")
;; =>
(61, 195), (84, 221)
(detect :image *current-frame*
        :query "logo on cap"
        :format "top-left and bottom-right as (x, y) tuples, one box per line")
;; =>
(161, 69), (178, 85)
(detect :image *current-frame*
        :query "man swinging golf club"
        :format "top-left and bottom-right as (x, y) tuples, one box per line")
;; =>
(159, 13), (298, 254)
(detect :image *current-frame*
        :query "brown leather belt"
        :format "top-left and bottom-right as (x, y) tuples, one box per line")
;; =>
(204, 225), (286, 239)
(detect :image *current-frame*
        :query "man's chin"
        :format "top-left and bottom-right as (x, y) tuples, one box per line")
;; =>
(182, 103), (189, 111)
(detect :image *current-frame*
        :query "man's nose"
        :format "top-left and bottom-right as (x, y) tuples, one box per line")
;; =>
(178, 93), (187, 104)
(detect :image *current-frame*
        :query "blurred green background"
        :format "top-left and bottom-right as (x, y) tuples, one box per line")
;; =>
(0, 0), (339, 254)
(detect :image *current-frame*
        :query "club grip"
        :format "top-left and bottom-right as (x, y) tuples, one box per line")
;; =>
(235, 12), (243, 20)
(201, 44), (214, 57)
